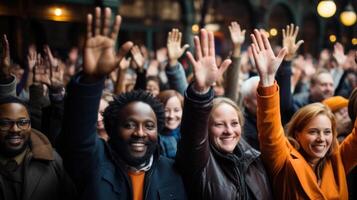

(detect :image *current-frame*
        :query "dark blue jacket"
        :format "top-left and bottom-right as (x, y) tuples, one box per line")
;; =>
(59, 74), (187, 200)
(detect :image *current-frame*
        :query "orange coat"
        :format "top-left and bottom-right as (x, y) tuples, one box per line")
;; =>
(257, 84), (357, 200)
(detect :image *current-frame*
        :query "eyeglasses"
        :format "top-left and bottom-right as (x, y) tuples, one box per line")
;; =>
(0, 119), (31, 131)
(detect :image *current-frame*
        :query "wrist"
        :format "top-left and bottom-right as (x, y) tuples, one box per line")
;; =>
(192, 83), (210, 94)
(169, 59), (178, 67)
(260, 75), (275, 87)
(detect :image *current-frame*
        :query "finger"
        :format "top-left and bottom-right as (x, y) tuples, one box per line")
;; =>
(289, 24), (294, 36)
(178, 32), (182, 45)
(174, 29), (179, 42)
(218, 59), (232, 76)
(102, 7), (111, 36)
(117, 41), (134, 62)
(208, 31), (215, 57)
(251, 44), (259, 66)
(200, 29), (209, 56)
(110, 15), (122, 40)
(86, 14), (93, 38)
(167, 31), (172, 45)
(261, 30), (272, 51)
(94, 7), (101, 36)
(293, 25), (299, 39)
(282, 29), (286, 39)
(254, 29), (266, 50)
(193, 35), (202, 60)
(186, 51), (197, 68)
(241, 29), (246, 36)
(250, 32), (261, 52)
(3, 34), (9, 59)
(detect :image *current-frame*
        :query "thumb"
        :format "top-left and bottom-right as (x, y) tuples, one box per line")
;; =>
(182, 44), (190, 51)
(218, 59), (232, 76)
(117, 41), (134, 61)
(295, 40), (304, 50)
(277, 47), (288, 61)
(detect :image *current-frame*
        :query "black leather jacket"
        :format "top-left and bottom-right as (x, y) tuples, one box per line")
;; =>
(176, 84), (273, 200)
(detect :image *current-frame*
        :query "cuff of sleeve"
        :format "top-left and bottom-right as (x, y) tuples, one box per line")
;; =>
(67, 71), (105, 98)
(185, 83), (214, 104)
(257, 82), (278, 96)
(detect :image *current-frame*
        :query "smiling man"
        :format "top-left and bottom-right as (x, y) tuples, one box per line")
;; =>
(59, 7), (187, 200)
(0, 96), (76, 200)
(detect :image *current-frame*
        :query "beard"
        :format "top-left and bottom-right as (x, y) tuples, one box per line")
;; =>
(109, 136), (157, 168)
(0, 136), (30, 158)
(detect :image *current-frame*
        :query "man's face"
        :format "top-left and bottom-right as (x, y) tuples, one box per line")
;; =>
(112, 102), (158, 166)
(310, 73), (334, 102)
(0, 103), (31, 157)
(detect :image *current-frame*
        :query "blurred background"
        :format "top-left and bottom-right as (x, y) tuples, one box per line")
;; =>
(0, 0), (356, 65)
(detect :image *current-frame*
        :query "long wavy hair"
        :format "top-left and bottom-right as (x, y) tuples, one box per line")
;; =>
(285, 102), (338, 179)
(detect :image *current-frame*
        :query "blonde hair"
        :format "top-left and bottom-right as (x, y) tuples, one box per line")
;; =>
(286, 103), (338, 179)
(209, 97), (244, 128)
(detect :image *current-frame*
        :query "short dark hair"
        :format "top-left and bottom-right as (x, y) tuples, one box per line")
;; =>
(0, 96), (28, 111)
(103, 90), (165, 137)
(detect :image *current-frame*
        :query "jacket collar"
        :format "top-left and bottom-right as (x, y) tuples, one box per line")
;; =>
(210, 138), (260, 171)
(29, 129), (54, 161)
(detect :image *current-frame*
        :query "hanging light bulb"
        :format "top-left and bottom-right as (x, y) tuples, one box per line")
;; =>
(340, 3), (357, 26)
(317, 0), (337, 18)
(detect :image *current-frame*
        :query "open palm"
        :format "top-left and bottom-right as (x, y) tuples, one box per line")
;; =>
(250, 29), (286, 86)
(83, 7), (132, 80)
(187, 29), (231, 92)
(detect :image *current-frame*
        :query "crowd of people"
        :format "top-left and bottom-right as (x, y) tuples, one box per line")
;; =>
(0, 6), (356, 200)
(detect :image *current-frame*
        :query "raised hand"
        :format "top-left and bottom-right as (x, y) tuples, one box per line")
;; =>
(250, 29), (287, 87)
(33, 54), (51, 85)
(44, 45), (59, 68)
(333, 42), (347, 67)
(282, 24), (304, 61)
(0, 34), (11, 80)
(83, 7), (133, 82)
(27, 46), (37, 71)
(186, 29), (231, 93)
(167, 28), (189, 66)
(229, 21), (246, 57)
(131, 45), (145, 69)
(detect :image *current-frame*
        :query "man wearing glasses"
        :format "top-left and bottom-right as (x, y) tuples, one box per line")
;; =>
(0, 35), (76, 199)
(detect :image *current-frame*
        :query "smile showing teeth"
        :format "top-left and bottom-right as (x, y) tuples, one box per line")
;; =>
(6, 137), (23, 146)
(312, 145), (325, 152)
(130, 142), (146, 152)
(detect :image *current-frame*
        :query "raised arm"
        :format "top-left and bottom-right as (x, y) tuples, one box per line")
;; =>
(176, 29), (231, 174)
(251, 29), (291, 174)
(225, 21), (245, 102)
(278, 24), (304, 124)
(0, 34), (17, 97)
(166, 28), (189, 94)
(60, 7), (132, 187)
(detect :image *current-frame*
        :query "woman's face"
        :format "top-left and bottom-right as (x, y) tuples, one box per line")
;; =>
(296, 114), (333, 165)
(164, 96), (183, 130)
(146, 80), (160, 97)
(97, 99), (109, 131)
(209, 103), (241, 153)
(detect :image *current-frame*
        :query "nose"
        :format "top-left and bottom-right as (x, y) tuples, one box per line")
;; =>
(9, 122), (21, 132)
(224, 125), (234, 135)
(133, 125), (145, 137)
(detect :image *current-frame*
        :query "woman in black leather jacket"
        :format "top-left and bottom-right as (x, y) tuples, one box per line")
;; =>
(176, 28), (273, 200)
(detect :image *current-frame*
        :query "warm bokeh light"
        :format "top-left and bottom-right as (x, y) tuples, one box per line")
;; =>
(352, 38), (357, 45)
(54, 8), (62, 16)
(205, 23), (220, 32)
(329, 34), (337, 43)
(192, 24), (199, 34)
(317, 0), (336, 18)
(269, 28), (278, 36)
(340, 4), (356, 26)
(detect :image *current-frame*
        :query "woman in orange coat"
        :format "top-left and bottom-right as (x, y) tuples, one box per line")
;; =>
(250, 29), (357, 199)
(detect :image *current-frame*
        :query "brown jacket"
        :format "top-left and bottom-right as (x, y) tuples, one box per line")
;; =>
(0, 129), (76, 200)
(257, 84), (357, 200)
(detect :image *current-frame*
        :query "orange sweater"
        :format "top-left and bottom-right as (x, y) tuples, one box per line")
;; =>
(257, 84), (357, 200)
